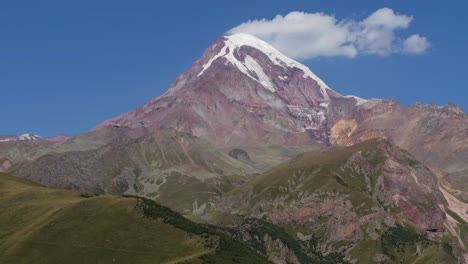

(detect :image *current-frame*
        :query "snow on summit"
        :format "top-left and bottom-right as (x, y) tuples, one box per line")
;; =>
(199, 33), (332, 97)
(0, 134), (42, 142)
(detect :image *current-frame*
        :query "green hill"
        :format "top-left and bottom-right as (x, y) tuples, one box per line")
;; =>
(0, 173), (270, 264)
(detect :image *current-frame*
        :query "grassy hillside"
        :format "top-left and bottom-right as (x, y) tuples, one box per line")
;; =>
(0, 173), (270, 264)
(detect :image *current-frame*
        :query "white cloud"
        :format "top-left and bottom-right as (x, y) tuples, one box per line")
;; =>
(355, 8), (412, 55)
(403, 34), (430, 54)
(228, 8), (429, 60)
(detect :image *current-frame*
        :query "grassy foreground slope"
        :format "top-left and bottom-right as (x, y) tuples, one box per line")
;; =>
(0, 173), (269, 264)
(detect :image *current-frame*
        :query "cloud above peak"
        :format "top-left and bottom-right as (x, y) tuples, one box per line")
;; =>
(228, 8), (429, 60)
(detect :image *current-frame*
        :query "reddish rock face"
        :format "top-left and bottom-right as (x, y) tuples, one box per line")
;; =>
(381, 157), (446, 231)
(94, 34), (362, 147)
(330, 99), (468, 193)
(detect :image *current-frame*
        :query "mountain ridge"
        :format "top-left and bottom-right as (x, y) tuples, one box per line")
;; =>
(330, 99), (468, 198)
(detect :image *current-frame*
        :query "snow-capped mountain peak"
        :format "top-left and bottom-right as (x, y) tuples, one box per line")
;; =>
(0, 134), (42, 143)
(94, 34), (366, 146)
(199, 33), (332, 98)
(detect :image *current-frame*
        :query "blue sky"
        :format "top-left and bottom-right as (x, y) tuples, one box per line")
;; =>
(1, 1), (467, 137)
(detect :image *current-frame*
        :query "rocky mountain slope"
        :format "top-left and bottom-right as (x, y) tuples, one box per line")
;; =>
(330, 99), (468, 197)
(10, 128), (256, 214)
(94, 34), (364, 147)
(0, 134), (70, 172)
(217, 139), (463, 263)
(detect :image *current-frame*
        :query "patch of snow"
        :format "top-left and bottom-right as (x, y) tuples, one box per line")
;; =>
(199, 46), (229, 76)
(19, 134), (40, 140)
(244, 55), (275, 92)
(344, 95), (368, 106)
(0, 134), (42, 142)
(199, 41), (276, 92)
(319, 102), (330, 108)
(278, 75), (288, 81)
(256, 87), (285, 109)
(287, 105), (327, 131)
